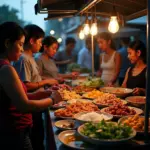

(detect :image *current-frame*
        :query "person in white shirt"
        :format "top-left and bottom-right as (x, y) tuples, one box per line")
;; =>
(78, 36), (92, 70)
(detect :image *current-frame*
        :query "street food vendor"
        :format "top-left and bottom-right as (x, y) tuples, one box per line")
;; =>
(122, 40), (146, 96)
(35, 36), (77, 80)
(97, 32), (121, 86)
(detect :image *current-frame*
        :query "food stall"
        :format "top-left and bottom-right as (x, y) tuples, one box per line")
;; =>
(36, 0), (150, 149)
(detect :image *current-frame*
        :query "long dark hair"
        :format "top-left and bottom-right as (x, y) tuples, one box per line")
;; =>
(97, 32), (116, 50)
(129, 40), (146, 63)
(0, 22), (25, 54)
(40, 36), (58, 52)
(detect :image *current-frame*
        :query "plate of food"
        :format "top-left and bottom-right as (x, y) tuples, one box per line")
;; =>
(67, 99), (92, 105)
(55, 120), (77, 131)
(54, 101), (100, 119)
(52, 101), (67, 109)
(125, 96), (146, 107)
(73, 86), (95, 94)
(93, 93), (127, 107)
(101, 104), (143, 118)
(74, 112), (113, 124)
(58, 130), (94, 150)
(77, 121), (136, 145)
(82, 90), (104, 99)
(100, 87), (133, 97)
(118, 115), (150, 134)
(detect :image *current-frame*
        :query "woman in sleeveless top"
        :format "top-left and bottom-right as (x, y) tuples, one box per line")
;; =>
(122, 40), (147, 95)
(97, 32), (121, 86)
(0, 22), (62, 150)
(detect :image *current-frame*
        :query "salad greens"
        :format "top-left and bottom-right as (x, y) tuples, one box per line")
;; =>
(82, 77), (104, 87)
(81, 120), (132, 139)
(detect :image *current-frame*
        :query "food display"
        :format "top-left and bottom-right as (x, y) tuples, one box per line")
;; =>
(73, 86), (94, 94)
(81, 77), (104, 87)
(101, 104), (136, 116)
(74, 112), (113, 123)
(50, 84), (72, 91)
(93, 93), (126, 106)
(58, 89), (81, 101)
(83, 90), (104, 99)
(54, 101), (99, 118)
(119, 115), (150, 132)
(52, 101), (67, 109)
(78, 121), (136, 145)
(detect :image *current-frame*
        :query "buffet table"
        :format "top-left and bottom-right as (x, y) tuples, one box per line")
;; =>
(48, 110), (150, 150)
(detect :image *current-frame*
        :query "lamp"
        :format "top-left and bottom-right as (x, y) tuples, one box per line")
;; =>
(83, 13), (90, 35)
(79, 29), (85, 40)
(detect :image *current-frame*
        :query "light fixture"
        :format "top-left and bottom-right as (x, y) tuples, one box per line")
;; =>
(108, 16), (119, 33)
(58, 18), (63, 22)
(57, 38), (62, 43)
(83, 13), (90, 35)
(79, 29), (85, 40)
(108, 1), (119, 33)
(90, 6), (98, 36)
(50, 30), (55, 35)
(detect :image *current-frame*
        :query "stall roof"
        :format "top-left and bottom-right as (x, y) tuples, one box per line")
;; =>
(37, 0), (147, 21)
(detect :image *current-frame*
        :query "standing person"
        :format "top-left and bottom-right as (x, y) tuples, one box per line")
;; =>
(13, 24), (57, 150)
(35, 36), (77, 79)
(122, 40), (146, 95)
(118, 37), (131, 86)
(77, 36), (92, 70)
(0, 22), (61, 150)
(54, 37), (76, 73)
(97, 32), (121, 86)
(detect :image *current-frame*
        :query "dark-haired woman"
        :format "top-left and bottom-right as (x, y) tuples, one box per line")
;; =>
(35, 36), (77, 79)
(97, 32), (121, 86)
(0, 22), (61, 150)
(122, 40), (146, 95)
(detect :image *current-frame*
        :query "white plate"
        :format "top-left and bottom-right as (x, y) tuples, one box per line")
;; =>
(101, 106), (143, 118)
(58, 130), (94, 149)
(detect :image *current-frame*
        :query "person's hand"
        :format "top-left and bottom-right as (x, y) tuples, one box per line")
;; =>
(51, 91), (63, 104)
(71, 72), (79, 79)
(38, 90), (52, 99)
(133, 88), (142, 95)
(107, 82), (113, 87)
(45, 79), (58, 85)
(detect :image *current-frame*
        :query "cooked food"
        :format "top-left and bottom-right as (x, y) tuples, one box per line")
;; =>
(51, 84), (71, 91)
(60, 122), (75, 129)
(54, 101), (99, 117)
(128, 97), (145, 104)
(121, 115), (150, 131)
(53, 101), (67, 108)
(104, 104), (136, 116)
(83, 90), (104, 99)
(81, 120), (133, 139)
(58, 89), (81, 101)
(73, 86), (94, 93)
(77, 112), (111, 122)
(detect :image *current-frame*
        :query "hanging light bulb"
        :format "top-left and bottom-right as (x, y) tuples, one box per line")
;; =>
(108, 16), (119, 33)
(79, 30), (85, 40)
(83, 23), (90, 35)
(90, 22), (98, 36)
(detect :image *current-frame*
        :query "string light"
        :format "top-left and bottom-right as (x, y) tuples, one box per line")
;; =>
(57, 38), (62, 43)
(108, 16), (119, 33)
(50, 30), (55, 35)
(90, 22), (98, 36)
(79, 29), (85, 40)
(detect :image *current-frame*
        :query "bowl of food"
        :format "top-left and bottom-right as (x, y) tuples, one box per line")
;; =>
(100, 87), (133, 97)
(125, 96), (146, 107)
(77, 121), (136, 145)
(55, 120), (77, 130)
(118, 115), (150, 134)
(74, 112), (113, 124)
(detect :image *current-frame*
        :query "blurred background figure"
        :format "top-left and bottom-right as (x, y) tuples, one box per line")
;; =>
(118, 37), (131, 86)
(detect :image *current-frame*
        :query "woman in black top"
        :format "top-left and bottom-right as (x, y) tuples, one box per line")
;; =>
(122, 40), (146, 95)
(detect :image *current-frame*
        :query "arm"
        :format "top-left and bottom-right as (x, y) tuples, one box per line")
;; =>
(0, 65), (52, 113)
(35, 57), (43, 76)
(55, 59), (72, 65)
(122, 68), (130, 88)
(111, 52), (121, 84)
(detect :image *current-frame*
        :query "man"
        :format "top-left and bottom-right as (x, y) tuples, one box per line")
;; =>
(77, 36), (92, 70)
(118, 37), (131, 86)
(54, 37), (76, 73)
(14, 24), (58, 150)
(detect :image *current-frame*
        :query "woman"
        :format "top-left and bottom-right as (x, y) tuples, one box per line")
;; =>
(0, 22), (61, 150)
(122, 40), (146, 95)
(97, 32), (121, 86)
(35, 36), (77, 79)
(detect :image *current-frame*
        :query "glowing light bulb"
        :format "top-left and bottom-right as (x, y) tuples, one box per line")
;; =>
(50, 30), (55, 35)
(57, 38), (62, 43)
(90, 23), (98, 36)
(108, 16), (119, 33)
(79, 30), (85, 40)
(83, 23), (90, 35)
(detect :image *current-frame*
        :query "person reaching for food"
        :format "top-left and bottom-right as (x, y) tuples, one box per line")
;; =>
(122, 40), (146, 96)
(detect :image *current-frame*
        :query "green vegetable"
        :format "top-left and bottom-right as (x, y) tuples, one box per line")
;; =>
(81, 120), (133, 140)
